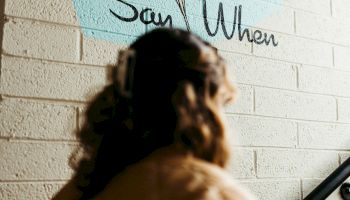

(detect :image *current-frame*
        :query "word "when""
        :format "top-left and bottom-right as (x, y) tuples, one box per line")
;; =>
(110, 0), (278, 47)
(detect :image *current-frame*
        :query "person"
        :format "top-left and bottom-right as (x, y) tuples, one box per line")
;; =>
(52, 28), (256, 200)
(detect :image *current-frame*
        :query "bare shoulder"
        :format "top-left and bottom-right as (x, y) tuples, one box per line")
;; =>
(184, 158), (257, 200)
(51, 178), (82, 200)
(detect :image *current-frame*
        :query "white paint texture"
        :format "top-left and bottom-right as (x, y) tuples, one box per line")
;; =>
(1, 0), (350, 199)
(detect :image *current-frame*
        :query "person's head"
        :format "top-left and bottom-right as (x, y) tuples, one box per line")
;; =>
(73, 28), (236, 199)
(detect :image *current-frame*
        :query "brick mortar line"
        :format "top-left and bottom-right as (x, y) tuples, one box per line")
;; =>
(0, 180), (68, 184)
(235, 146), (350, 153)
(8, 49), (350, 76)
(330, 0), (334, 17)
(253, 151), (258, 177)
(293, 11), (297, 34)
(336, 98), (339, 121)
(239, 146), (350, 152)
(257, 0), (333, 17)
(1, 95), (87, 106)
(3, 80), (350, 107)
(296, 123), (300, 148)
(221, 50), (350, 74)
(237, 177), (301, 181)
(1, 53), (108, 69)
(78, 31), (83, 62)
(225, 113), (350, 125)
(238, 83), (350, 100)
(253, 175), (334, 180)
(332, 46), (335, 67)
(4, 15), (141, 38)
(296, 65), (300, 89)
(5, 14), (350, 49)
(3, 17), (350, 70)
(4, 51), (350, 86)
(0, 137), (79, 144)
(300, 179), (303, 199)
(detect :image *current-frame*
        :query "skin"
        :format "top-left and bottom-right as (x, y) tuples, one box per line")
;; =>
(51, 178), (82, 200)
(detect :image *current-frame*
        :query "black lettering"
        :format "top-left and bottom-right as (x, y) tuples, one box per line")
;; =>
(203, 0), (220, 37)
(175, 0), (190, 31)
(263, 33), (278, 46)
(154, 13), (173, 27)
(110, 0), (138, 22)
(238, 5), (253, 42)
(253, 30), (264, 44)
(140, 8), (153, 25)
(109, 1), (278, 47)
(220, 5), (238, 39)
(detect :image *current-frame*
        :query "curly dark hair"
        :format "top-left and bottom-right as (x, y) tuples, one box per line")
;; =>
(69, 28), (236, 199)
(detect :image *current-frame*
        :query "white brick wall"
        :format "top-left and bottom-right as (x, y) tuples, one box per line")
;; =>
(299, 65), (350, 97)
(0, 98), (76, 140)
(261, 0), (331, 15)
(255, 87), (336, 121)
(338, 98), (350, 123)
(3, 18), (80, 63)
(4, 0), (78, 25)
(0, 56), (107, 101)
(241, 179), (301, 200)
(334, 46), (350, 71)
(0, 183), (63, 200)
(1, 0), (349, 199)
(227, 115), (297, 147)
(257, 149), (339, 178)
(298, 122), (350, 150)
(0, 141), (74, 180)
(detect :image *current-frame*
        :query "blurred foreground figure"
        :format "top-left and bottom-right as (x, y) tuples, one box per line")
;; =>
(53, 28), (256, 200)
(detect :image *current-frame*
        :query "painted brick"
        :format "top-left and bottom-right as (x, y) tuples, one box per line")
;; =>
(145, 6), (197, 32)
(0, 56), (107, 101)
(240, 179), (301, 200)
(127, 0), (200, 16)
(212, 39), (252, 55)
(227, 115), (297, 147)
(332, 0), (350, 20)
(299, 65), (350, 97)
(221, 52), (298, 89)
(82, 31), (131, 66)
(5, 0), (78, 25)
(338, 98), (350, 123)
(2, 18), (79, 63)
(203, 24), (253, 54)
(334, 46), (350, 71)
(205, 0), (294, 34)
(0, 183), (63, 200)
(257, 149), (339, 178)
(253, 6), (294, 34)
(261, 0), (331, 15)
(253, 32), (333, 67)
(0, 141), (74, 180)
(295, 11), (350, 45)
(0, 98), (76, 140)
(74, 0), (146, 37)
(340, 153), (350, 163)
(225, 85), (254, 114)
(302, 179), (341, 200)
(227, 149), (255, 179)
(299, 122), (350, 150)
(255, 87), (336, 121)
(187, 13), (252, 54)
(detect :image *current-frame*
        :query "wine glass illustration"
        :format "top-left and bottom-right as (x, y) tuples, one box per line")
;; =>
(175, 0), (191, 31)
